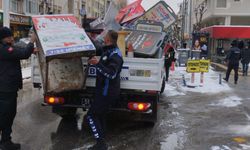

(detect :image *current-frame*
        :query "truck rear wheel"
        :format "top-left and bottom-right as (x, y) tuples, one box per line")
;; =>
(52, 107), (77, 119)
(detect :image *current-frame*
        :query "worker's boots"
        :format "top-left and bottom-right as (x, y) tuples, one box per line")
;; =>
(0, 140), (21, 150)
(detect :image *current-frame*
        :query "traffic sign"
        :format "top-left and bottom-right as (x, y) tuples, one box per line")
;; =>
(187, 59), (210, 73)
(187, 60), (200, 73)
(200, 59), (210, 72)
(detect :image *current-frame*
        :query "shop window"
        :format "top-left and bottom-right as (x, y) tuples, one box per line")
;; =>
(216, 0), (227, 8)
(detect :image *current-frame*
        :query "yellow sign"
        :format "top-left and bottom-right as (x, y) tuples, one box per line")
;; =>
(187, 59), (210, 73)
(187, 60), (200, 73)
(200, 60), (210, 72)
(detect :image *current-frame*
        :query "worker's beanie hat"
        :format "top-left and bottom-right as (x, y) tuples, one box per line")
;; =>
(231, 40), (238, 47)
(0, 27), (13, 40)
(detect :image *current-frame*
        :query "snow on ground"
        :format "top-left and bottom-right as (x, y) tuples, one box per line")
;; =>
(210, 145), (232, 150)
(169, 66), (231, 94)
(164, 83), (185, 97)
(160, 131), (185, 150)
(22, 67), (31, 79)
(210, 96), (243, 107)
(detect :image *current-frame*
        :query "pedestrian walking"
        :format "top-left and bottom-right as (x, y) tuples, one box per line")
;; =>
(224, 40), (241, 84)
(241, 42), (250, 76)
(86, 30), (123, 150)
(164, 46), (175, 81)
(0, 27), (37, 150)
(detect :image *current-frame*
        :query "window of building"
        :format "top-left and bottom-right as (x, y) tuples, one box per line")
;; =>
(10, 0), (18, 12)
(0, 0), (2, 9)
(216, 0), (227, 8)
(234, 0), (240, 1)
(26, 0), (38, 14)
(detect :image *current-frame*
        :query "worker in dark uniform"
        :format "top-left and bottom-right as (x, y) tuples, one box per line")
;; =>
(224, 40), (241, 84)
(86, 30), (123, 150)
(164, 46), (175, 81)
(0, 27), (37, 150)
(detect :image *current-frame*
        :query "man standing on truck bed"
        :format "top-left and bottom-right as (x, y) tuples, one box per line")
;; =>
(0, 27), (37, 150)
(86, 30), (123, 150)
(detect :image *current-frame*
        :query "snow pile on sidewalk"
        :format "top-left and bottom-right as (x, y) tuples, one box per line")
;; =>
(169, 67), (231, 94)
(164, 83), (185, 97)
(22, 67), (31, 79)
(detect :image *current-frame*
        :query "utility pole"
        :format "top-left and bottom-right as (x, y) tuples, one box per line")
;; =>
(181, 0), (187, 48)
(3, 0), (10, 27)
(189, 0), (193, 47)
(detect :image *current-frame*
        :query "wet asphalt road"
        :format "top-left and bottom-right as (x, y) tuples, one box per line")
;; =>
(12, 70), (250, 150)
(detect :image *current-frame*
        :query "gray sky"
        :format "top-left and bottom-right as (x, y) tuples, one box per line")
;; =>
(127, 0), (182, 14)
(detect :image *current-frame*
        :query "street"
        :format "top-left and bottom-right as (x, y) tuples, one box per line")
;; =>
(12, 67), (250, 150)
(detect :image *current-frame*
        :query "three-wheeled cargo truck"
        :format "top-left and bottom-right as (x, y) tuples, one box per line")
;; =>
(31, 1), (176, 125)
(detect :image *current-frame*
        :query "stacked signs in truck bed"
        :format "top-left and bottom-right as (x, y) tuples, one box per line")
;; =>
(32, 15), (95, 94)
(123, 1), (176, 57)
(32, 15), (95, 58)
(125, 21), (165, 57)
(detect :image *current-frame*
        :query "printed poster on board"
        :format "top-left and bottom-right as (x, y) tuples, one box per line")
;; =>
(32, 14), (95, 57)
(135, 1), (176, 29)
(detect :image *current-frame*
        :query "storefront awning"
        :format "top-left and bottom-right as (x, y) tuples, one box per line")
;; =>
(201, 25), (250, 39)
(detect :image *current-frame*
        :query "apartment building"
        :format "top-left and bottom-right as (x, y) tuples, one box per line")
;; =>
(193, 0), (250, 27)
(85, 0), (127, 18)
(86, 0), (108, 18)
(189, 0), (250, 57)
(0, 0), (39, 40)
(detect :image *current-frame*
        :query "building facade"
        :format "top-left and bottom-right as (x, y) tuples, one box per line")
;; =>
(4, 0), (40, 41)
(86, 0), (109, 18)
(179, 0), (193, 48)
(85, 0), (126, 18)
(193, 0), (250, 27)
(179, 0), (250, 57)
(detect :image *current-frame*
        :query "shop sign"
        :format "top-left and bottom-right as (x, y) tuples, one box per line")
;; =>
(10, 14), (30, 25)
(200, 59), (210, 72)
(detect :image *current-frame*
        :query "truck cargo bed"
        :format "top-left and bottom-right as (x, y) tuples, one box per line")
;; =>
(32, 56), (165, 92)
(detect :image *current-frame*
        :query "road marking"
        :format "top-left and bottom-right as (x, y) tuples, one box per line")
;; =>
(233, 137), (247, 143)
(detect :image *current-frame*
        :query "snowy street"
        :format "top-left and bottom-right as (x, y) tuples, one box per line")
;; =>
(14, 66), (250, 150)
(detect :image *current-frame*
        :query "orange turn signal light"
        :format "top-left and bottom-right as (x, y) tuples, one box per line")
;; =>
(128, 102), (151, 111)
(45, 96), (64, 105)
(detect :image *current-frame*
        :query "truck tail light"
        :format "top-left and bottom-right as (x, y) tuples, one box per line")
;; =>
(128, 102), (151, 111)
(45, 96), (65, 105)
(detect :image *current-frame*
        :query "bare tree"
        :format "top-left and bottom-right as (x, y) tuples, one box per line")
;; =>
(194, 1), (206, 31)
